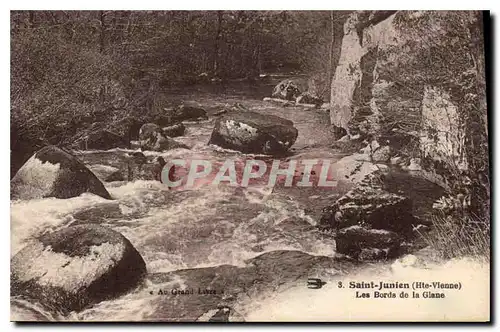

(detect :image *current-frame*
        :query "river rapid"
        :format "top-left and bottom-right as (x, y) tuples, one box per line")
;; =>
(10, 75), (489, 322)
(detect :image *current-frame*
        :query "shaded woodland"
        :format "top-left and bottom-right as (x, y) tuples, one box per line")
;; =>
(11, 10), (348, 176)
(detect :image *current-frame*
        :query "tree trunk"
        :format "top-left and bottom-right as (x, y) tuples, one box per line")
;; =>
(28, 11), (35, 29)
(99, 10), (106, 53)
(328, 11), (335, 87)
(257, 43), (262, 74)
(329, 12), (349, 105)
(98, 11), (107, 104)
(213, 11), (223, 76)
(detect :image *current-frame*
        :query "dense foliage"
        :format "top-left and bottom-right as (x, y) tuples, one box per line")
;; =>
(10, 10), (337, 176)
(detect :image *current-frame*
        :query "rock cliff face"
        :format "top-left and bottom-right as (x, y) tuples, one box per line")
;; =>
(330, 11), (397, 136)
(419, 87), (468, 177)
(329, 11), (488, 217)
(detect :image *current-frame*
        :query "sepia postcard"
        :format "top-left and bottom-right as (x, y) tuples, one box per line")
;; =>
(10, 10), (490, 322)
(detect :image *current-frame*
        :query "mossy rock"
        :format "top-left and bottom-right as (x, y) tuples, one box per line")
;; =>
(11, 225), (147, 314)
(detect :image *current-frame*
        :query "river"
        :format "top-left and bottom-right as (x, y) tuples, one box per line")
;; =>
(10, 75), (489, 322)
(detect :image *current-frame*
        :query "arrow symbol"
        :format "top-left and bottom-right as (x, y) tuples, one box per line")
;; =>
(307, 278), (326, 289)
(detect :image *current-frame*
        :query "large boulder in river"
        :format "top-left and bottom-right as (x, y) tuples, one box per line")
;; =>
(319, 174), (415, 234)
(11, 224), (146, 314)
(139, 123), (189, 152)
(78, 129), (129, 150)
(335, 225), (402, 260)
(139, 123), (161, 141)
(170, 104), (208, 122)
(10, 126), (45, 179)
(209, 111), (298, 155)
(162, 123), (186, 137)
(11, 145), (112, 200)
(271, 80), (301, 101)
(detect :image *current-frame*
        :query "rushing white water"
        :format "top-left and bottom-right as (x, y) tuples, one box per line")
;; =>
(11, 86), (344, 321)
(11, 159), (339, 321)
(11, 79), (487, 322)
(11, 194), (112, 256)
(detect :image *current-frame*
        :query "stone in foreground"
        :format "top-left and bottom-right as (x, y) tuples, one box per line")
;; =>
(139, 123), (189, 151)
(11, 145), (112, 200)
(162, 123), (186, 137)
(78, 129), (129, 150)
(319, 179), (414, 233)
(209, 111), (298, 155)
(335, 225), (402, 260)
(11, 225), (146, 314)
(271, 80), (301, 101)
(172, 104), (208, 122)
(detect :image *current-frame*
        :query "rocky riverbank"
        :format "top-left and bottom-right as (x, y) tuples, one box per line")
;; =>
(10, 86), (454, 321)
(10, 12), (489, 317)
